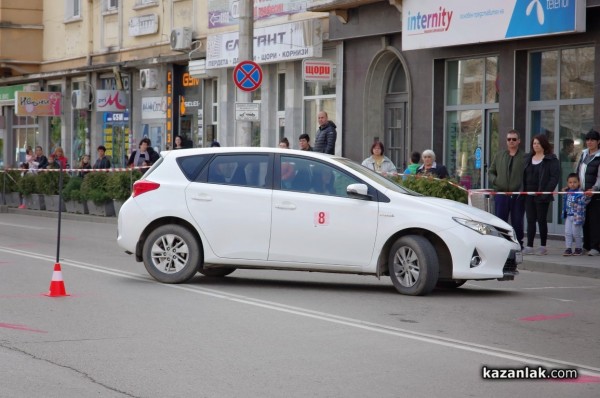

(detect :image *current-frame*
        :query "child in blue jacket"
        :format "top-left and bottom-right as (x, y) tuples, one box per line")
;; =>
(563, 173), (589, 256)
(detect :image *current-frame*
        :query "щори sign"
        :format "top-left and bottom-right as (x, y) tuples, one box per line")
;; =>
(233, 60), (263, 92)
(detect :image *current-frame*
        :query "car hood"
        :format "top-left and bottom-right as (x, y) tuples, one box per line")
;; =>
(401, 195), (513, 231)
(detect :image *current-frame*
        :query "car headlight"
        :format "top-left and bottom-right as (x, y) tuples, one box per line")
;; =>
(453, 217), (501, 237)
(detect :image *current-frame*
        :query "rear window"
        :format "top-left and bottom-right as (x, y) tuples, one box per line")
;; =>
(177, 155), (212, 181)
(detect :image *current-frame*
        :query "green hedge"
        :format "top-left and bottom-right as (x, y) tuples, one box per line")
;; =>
(106, 171), (142, 201)
(389, 175), (468, 204)
(35, 171), (70, 195)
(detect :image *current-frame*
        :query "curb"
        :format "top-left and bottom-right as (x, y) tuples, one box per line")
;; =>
(2, 206), (117, 224)
(520, 260), (600, 279)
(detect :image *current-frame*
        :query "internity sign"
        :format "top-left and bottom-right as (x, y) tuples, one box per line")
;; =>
(402, 0), (586, 50)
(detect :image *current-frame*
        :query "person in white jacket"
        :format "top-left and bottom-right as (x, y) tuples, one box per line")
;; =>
(362, 141), (397, 175)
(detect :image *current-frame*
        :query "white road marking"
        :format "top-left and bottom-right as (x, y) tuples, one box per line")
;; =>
(2, 245), (600, 377)
(0, 222), (47, 230)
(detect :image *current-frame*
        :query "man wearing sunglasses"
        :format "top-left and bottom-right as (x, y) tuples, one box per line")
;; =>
(488, 129), (525, 248)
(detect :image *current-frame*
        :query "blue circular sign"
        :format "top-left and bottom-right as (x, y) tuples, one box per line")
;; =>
(233, 61), (263, 92)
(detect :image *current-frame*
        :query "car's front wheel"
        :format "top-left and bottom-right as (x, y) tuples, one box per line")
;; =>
(388, 235), (439, 296)
(142, 224), (201, 283)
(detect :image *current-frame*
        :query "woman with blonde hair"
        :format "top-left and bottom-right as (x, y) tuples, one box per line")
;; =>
(53, 147), (69, 170)
(416, 149), (448, 178)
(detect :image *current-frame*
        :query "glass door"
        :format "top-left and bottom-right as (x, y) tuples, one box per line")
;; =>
(384, 96), (407, 171)
(529, 108), (558, 234)
(484, 110), (500, 188)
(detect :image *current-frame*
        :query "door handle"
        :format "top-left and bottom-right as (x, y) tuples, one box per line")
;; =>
(192, 193), (212, 201)
(274, 202), (296, 210)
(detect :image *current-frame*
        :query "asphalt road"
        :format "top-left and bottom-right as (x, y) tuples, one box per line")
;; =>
(1, 213), (599, 398)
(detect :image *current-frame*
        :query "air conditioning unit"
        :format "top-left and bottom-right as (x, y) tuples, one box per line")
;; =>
(170, 27), (192, 51)
(140, 69), (158, 90)
(71, 88), (90, 110)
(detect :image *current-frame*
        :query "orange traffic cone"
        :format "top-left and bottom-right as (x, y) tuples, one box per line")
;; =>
(45, 263), (69, 297)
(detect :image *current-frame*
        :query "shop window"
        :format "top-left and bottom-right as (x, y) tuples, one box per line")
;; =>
(529, 51), (558, 101)
(445, 56), (498, 189)
(303, 48), (337, 144)
(446, 57), (499, 106)
(560, 47), (594, 100)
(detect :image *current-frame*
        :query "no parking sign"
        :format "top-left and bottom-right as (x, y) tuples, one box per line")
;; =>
(233, 61), (263, 92)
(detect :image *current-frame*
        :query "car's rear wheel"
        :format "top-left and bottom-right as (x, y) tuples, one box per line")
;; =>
(436, 280), (467, 289)
(198, 267), (236, 277)
(142, 224), (201, 283)
(388, 235), (439, 296)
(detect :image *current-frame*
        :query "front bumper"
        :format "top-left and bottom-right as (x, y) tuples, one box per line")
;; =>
(498, 249), (522, 281)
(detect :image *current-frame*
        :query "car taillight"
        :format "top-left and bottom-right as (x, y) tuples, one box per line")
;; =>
(132, 180), (160, 197)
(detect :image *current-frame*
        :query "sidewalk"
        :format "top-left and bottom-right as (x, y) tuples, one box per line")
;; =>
(518, 237), (600, 279)
(2, 205), (599, 279)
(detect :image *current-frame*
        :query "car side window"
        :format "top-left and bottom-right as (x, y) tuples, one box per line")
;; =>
(177, 155), (211, 181)
(207, 154), (270, 188)
(280, 156), (360, 198)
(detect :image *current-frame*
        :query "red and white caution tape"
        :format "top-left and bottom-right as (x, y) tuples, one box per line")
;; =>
(0, 166), (149, 173)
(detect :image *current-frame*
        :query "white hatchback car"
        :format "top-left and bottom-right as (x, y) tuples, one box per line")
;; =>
(117, 147), (521, 296)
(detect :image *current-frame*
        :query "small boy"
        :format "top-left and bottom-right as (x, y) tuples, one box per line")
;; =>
(562, 173), (589, 256)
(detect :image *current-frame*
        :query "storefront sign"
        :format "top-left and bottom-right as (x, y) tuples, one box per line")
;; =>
(303, 59), (333, 81)
(142, 96), (167, 120)
(235, 103), (260, 121)
(128, 14), (159, 37)
(402, 0), (586, 50)
(0, 85), (24, 101)
(208, 0), (307, 28)
(206, 19), (322, 69)
(96, 90), (127, 112)
(14, 92), (62, 116)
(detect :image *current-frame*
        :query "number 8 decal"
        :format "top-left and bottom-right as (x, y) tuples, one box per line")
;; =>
(314, 211), (329, 226)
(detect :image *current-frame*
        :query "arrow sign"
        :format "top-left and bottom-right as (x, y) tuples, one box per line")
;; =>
(233, 60), (263, 92)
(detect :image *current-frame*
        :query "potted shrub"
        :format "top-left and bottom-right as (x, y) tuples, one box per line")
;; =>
(106, 170), (142, 216)
(62, 176), (88, 214)
(389, 175), (468, 204)
(2, 170), (22, 207)
(19, 173), (45, 210)
(36, 171), (69, 212)
(80, 172), (114, 216)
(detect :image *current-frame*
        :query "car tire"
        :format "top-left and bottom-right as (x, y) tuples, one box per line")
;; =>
(142, 224), (201, 283)
(436, 280), (467, 289)
(388, 235), (439, 296)
(198, 267), (236, 277)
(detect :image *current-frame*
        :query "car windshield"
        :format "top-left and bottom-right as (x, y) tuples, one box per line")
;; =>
(336, 158), (421, 196)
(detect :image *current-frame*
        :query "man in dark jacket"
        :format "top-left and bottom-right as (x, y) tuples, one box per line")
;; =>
(33, 146), (49, 169)
(313, 111), (337, 155)
(488, 129), (525, 247)
(93, 145), (112, 169)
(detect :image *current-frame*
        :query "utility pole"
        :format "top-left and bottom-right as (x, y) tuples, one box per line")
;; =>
(236, 0), (254, 147)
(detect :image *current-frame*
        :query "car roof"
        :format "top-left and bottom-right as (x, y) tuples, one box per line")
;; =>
(162, 147), (341, 161)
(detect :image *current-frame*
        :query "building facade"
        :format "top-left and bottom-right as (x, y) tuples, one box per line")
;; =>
(0, 0), (337, 170)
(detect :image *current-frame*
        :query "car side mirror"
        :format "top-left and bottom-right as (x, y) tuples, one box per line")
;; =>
(347, 183), (371, 200)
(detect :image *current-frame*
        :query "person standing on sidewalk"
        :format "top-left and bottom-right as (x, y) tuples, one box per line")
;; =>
(313, 111), (337, 155)
(488, 129), (525, 248)
(576, 129), (600, 256)
(562, 173), (588, 256)
(522, 134), (560, 255)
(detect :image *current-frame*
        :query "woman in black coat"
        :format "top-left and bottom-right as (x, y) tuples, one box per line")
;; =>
(522, 134), (560, 255)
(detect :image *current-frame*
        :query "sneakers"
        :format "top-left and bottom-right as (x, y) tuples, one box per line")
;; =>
(522, 247), (534, 255)
(563, 248), (573, 256)
(573, 248), (583, 256)
(537, 247), (548, 256)
(588, 249), (600, 256)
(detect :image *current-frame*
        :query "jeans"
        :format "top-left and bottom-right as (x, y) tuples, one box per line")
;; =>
(495, 194), (525, 247)
(564, 215), (583, 249)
